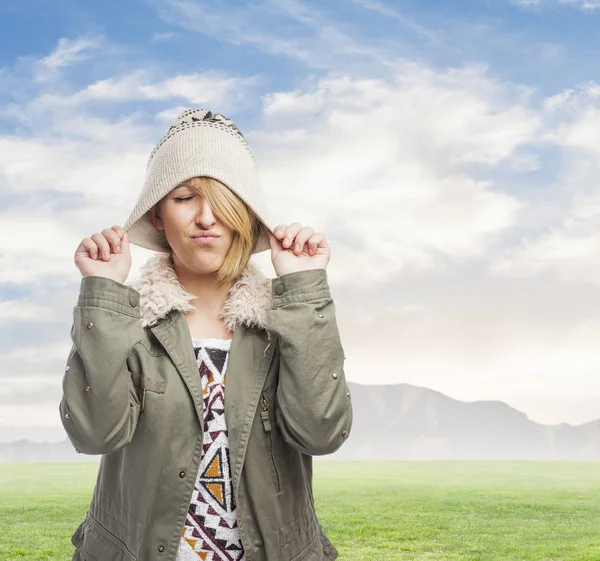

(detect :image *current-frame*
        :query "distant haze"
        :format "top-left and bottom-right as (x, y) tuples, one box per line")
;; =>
(1, 382), (598, 462)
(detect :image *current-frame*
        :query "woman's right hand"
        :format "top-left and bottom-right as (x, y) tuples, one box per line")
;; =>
(74, 225), (132, 284)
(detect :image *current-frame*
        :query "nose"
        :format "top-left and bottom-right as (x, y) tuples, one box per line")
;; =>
(195, 198), (217, 228)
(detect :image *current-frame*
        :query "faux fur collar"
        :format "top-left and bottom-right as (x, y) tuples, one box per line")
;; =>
(131, 252), (272, 331)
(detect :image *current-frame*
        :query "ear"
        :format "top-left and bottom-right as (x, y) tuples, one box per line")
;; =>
(147, 204), (164, 231)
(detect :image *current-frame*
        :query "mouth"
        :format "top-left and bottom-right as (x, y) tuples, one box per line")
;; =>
(191, 235), (220, 245)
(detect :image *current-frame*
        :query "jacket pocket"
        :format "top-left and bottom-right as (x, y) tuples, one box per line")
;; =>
(74, 512), (137, 561)
(260, 390), (282, 494)
(130, 372), (166, 413)
(71, 519), (85, 547)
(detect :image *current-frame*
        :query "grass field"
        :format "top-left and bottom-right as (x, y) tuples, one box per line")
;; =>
(0, 461), (599, 560)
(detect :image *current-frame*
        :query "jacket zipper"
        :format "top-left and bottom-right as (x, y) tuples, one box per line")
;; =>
(260, 392), (281, 493)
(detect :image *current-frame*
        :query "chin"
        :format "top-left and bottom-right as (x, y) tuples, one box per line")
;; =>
(190, 254), (226, 273)
(171, 247), (223, 273)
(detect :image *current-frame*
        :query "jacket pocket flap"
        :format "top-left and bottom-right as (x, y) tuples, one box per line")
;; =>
(130, 372), (166, 394)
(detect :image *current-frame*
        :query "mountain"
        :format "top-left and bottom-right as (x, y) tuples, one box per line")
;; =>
(1, 382), (599, 462)
(331, 382), (600, 460)
(0, 437), (96, 462)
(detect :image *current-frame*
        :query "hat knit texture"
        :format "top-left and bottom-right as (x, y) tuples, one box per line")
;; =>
(124, 109), (273, 254)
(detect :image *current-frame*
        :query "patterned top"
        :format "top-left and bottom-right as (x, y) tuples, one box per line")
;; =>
(176, 337), (245, 561)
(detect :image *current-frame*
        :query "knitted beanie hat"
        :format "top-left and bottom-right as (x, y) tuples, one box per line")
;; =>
(124, 109), (273, 254)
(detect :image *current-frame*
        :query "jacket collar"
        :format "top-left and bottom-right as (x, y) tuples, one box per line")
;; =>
(132, 252), (272, 331)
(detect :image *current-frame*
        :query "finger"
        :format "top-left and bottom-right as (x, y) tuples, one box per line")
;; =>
(266, 229), (276, 241)
(283, 222), (303, 249)
(91, 232), (111, 261)
(112, 225), (127, 243)
(103, 228), (122, 254)
(273, 224), (287, 243)
(307, 232), (324, 255)
(267, 230), (281, 255)
(80, 238), (99, 260)
(121, 230), (129, 251)
(291, 226), (315, 254)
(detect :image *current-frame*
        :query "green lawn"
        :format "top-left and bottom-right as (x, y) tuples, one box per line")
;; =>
(1, 461), (599, 560)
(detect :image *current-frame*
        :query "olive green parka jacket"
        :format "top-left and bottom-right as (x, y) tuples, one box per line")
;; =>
(59, 252), (353, 561)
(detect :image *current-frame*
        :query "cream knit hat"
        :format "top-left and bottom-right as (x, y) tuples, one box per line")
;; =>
(124, 109), (273, 254)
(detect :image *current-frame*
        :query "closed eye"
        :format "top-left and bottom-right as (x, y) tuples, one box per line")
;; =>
(174, 197), (193, 202)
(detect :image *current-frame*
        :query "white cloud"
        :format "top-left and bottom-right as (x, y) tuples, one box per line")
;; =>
(15, 69), (262, 113)
(0, 299), (57, 323)
(491, 82), (600, 284)
(349, 0), (438, 40)
(252, 65), (535, 283)
(150, 31), (179, 43)
(491, 223), (600, 283)
(0, 343), (72, 363)
(32, 36), (103, 84)
(40, 36), (101, 69)
(512, 0), (600, 9)
(560, 0), (600, 9)
(157, 0), (312, 62)
(77, 70), (261, 105)
(156, 0), (409, 70)
(262, 0), (319, 26)
(511, 0), (542, 6)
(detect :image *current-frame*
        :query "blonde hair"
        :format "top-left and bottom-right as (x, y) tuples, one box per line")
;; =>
(156, 176), (264, 287)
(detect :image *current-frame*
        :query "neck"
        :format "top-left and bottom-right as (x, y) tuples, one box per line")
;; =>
(176, 266), (233, 316)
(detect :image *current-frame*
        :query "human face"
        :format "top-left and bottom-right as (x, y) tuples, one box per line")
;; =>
(149, 184), (234, 274)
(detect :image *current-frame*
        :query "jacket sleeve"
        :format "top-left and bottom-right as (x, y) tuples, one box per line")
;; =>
(58, 275), (144, 455)
(266, 268), (353, 456)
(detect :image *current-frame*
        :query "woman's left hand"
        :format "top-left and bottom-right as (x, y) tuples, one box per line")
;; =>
(267, 223), (330, 277)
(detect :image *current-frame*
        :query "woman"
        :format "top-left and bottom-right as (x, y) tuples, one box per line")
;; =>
(59, 109), (353, 561)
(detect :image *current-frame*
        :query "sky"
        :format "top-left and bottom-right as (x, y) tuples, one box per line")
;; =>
(1, 0), (600, 443)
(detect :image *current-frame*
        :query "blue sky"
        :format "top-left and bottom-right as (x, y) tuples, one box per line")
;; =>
(2, 0), (600, 442)
(4, 0), (600, 95)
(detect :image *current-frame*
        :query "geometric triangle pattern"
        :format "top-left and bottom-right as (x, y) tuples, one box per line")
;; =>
(176, 337), (245, 561)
